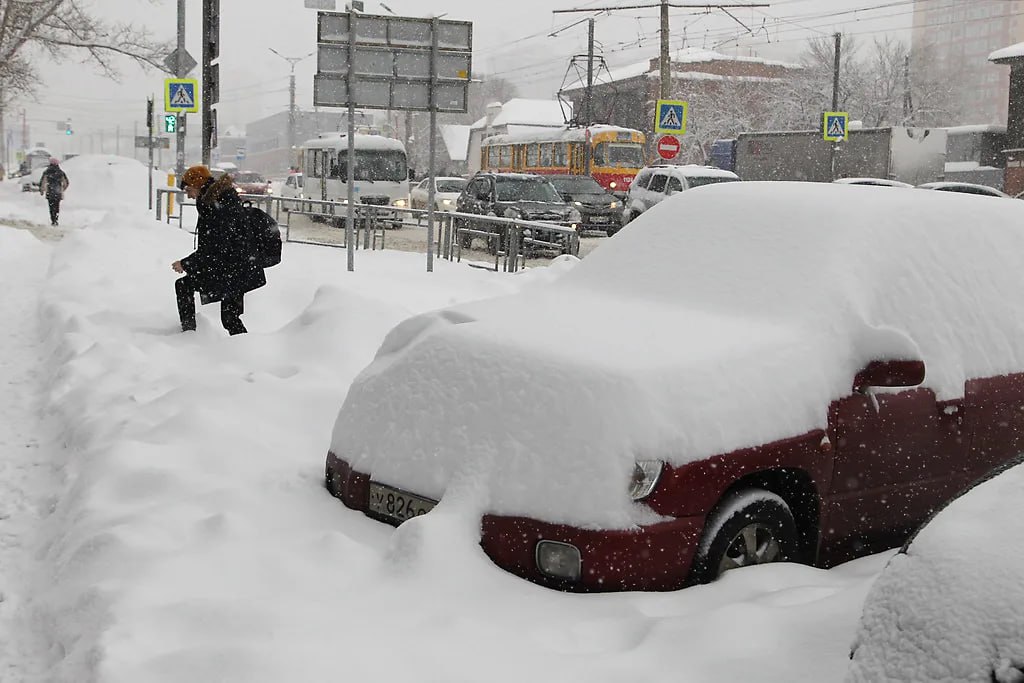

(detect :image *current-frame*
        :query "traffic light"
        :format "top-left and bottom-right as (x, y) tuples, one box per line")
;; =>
(164, 114), (178, 134)
(64, 119), (72, 135)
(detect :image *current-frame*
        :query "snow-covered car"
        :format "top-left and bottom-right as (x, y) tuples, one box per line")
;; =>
(917, 181), (1010, 197)
(847, 456), (1024, 683)
(325, 181), (1024, 592)
(833, 177), (913, 188)
(410, 176), (467, 212)
(623, 164), (739, 224)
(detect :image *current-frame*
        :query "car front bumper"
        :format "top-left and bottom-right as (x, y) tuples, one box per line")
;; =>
(325, 452), (705, 592)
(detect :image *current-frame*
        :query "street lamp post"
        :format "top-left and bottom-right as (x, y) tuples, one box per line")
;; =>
(269, 49), (314, 161)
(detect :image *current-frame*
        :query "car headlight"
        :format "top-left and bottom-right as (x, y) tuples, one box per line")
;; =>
(609, 181), (617, 190)
(568, 208), (582, 223)
(442, 198), (453, 205)
(609, 201), (619, 209)
(629, 460), (664, 500)
(267, 187), (274, 194)
(535, 541), (581, 581)
(393, 198), (408, 208)
(573, 200), (583, 207)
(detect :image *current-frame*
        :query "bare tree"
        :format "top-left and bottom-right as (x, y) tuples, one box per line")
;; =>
(0, 0), (171, 101)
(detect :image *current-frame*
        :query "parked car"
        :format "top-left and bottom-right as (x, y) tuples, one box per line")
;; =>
(546, 174), (623, 236)
(233, 171), (271, 196)
(833, 177), (913, 188)
(410, 176), (467, 212)
(917, 181), (1010, 197)
(454, 172), (581, 251)
(847, 455), (1024, 683)
(623, 164), (739, 224)
(325, 181), (1024, 592)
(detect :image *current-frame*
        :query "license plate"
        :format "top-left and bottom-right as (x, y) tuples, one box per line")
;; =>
(368, 482), (437, 524)
(589, 215), (609, 223)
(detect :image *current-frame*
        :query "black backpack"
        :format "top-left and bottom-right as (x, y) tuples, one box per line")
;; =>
(242, 204), (282, 268)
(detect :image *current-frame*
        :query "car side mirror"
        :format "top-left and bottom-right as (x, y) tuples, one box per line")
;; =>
(852, 360), (925, 394)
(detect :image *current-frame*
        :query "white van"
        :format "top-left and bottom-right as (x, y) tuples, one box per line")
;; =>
(297, 133), (410, 210)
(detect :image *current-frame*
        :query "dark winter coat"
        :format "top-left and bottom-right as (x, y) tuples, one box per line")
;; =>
(40, 166), (68, 199)
(180, 175), (266, 302)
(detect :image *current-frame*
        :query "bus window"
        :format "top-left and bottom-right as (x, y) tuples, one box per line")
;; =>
(527, 144), (540, 167)
(499, 145), (511, 167)
(488, 146), (499, 168)
(539, 144), (552, 167)
(308, 150), (321, 178)
(553, 143), (567, 166)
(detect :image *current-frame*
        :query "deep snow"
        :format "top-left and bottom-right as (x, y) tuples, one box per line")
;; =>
(0, 155), (896, 682)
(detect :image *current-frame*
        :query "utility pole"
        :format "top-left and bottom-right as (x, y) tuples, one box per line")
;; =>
(584, 17), (595, 175)
(202, 0), (220, 167)
(829, 32), (841, 180)
(660, 0), (670, 99)
(175, 0), (186, 176)
(270, 49), (314, 162)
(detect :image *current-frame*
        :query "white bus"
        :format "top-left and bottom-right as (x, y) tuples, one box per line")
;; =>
(297, 132), (410, 210)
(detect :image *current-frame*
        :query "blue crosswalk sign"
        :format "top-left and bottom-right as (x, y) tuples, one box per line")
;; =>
(655, 99), (688, 135)
(823, 112), (849, 141)
(165, 78), (199, 113)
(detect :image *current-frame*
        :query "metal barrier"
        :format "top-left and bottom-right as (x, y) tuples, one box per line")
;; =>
(452, 213), (580, 272)
(152, 190), (580, 272)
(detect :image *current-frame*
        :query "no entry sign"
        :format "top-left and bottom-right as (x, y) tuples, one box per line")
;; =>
(657, 135), (680, 160)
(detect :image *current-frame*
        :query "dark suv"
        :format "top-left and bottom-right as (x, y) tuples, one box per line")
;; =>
(456, 172), (580, 250)
(546, 174), (623, 236)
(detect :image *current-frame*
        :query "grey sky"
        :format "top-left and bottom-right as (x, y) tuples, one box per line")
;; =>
(20, 0), (923, 157)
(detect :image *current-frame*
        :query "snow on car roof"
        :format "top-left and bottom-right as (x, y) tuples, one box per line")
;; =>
(833, 177), (913, 188)
(848, 459), (1024, 681)
(644, 164), (739, 179)
(917, 181), (1010, 196)
(332, 181), (1024, 527)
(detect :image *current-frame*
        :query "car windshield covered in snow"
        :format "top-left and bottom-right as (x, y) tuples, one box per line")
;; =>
(494, 176), (561, 202)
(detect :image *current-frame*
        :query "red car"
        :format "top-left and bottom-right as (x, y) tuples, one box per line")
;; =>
(233, 171), (271, 195)
(325, 181), (1024, 592)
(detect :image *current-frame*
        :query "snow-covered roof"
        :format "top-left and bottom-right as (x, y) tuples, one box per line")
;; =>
(942, 124), (1007, 135)
(488, 99), (568, 128)
(564, 49), (800, 90)
(989, 41), (1024, 62)
(333, 181), (1024, 527)
(944, 161), (1000, 173)
(440, 124), (471, 162)
(300, 132), (406, 152)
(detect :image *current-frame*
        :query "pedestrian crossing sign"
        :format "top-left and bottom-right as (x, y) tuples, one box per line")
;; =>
(165, 78), (199, 113)
(823, 111), (849, 141)
(654, 99), (688, 135)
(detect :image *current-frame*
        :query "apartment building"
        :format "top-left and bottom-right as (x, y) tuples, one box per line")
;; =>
(912, 0), (1024, 124)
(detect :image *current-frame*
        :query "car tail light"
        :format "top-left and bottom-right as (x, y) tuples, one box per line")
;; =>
(536, 541), (581, 581)
(629, 460), (664, 501)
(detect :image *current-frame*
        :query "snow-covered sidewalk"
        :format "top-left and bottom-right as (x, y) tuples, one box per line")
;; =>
(0, 222), (62, 681)
(0, 156), (890, 682)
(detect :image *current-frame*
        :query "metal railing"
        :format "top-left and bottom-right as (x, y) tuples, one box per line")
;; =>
(152, 189), (581, 272)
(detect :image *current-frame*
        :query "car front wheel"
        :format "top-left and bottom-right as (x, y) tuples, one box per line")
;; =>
(691, 489), (798, 584)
